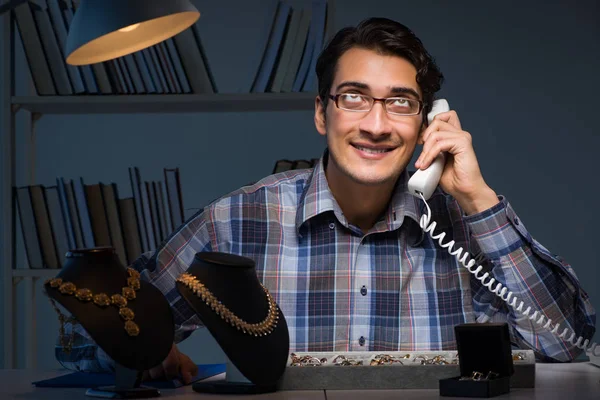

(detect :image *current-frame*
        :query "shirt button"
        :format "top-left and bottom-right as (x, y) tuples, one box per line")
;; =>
(514, 217), (520, 225)
(360, 285), (367, 296)
(329, 222), (335, 230)
(358, 336), (365, 346)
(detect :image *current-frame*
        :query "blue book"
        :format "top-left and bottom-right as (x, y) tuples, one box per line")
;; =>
(124, 54), (147, 94)
(45, 0), (85, 94)
(191, 25), (218, 93)
(32, 363), (226, 389)
(117, 57), (135, 94)
(251, 1), (291, 93)
(63, 0), (99, 93)
(241, 0), (279, 93)
(32, 0), (73, 95)
(133, 51), (157, 94)
(172, 27), (214, 94)
(158, 41), (181, 93)
(13, 2), (56, 95)
(301, 0), (327, 92)
(165, 38), (191, 94)
(56, 177), (76, 250)
(72, 177), (95, 248)
(149, 46), (170, 94)
(292, 0), (323, 92)
(141, 48), (164, 94)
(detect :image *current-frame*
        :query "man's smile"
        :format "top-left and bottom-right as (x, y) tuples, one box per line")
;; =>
(351, 142), (398, 159)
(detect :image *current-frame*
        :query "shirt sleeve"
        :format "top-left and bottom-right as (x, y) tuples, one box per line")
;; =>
(141, 208), (215, 343)
(464, 196), (596, 362)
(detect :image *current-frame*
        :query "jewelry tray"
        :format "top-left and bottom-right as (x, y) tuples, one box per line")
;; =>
(278, 350), (535, 390)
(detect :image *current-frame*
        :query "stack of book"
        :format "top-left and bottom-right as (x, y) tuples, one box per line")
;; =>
(249, 0), (330, 93)
(15, 167), (185, 269)
(14, 0), (216, 95)
(272, 158), (319, 173)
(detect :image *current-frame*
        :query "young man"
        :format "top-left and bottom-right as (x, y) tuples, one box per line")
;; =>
(57, 18), (596, 382)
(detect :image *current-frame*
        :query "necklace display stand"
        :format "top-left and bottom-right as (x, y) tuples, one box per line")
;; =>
(177, 252), (290, 394)
(85, 363), (160, 399)
(44, 247), (175, 399)
(192, 354), (277, 394)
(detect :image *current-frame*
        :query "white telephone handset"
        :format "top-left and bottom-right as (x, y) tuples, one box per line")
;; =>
(407, 99), (450, 200)
(407, 99), (598, 357)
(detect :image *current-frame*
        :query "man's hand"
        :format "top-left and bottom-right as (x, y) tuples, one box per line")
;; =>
(143, 343), (198, 384)
(415, 109), (499, 215)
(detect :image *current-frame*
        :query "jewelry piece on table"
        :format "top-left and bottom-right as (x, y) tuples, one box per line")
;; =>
(46, 296), (78, 354)
(431, 355), (449, 365)
(486, 371), (500, 380)
(44, 268), (142, 337)
(413, 355), (429, 365)
(370, 354), (403, 366)
(178, 272), (278, 337)
(412, 354), (447, 365)
(289, 353), (327, 367)
(459, 371), (497, 381)
(333, 355), (363, 366)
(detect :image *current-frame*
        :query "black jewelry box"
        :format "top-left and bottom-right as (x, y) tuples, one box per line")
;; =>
(439, 323), (514, 398)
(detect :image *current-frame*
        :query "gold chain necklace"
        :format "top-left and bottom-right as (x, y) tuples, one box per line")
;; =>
(44, 268), (142, 338)
(177, 272), (279, 337)
(47, 296), (78, 354)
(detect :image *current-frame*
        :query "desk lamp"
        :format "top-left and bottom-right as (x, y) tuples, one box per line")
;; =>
(65, 0), (200, 65)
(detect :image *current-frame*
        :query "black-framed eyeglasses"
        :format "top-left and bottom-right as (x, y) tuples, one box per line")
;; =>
(328, 93), (423, 116)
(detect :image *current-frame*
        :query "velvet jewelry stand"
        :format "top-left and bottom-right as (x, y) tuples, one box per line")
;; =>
(439, 323), (515, 397)
(44, 247), (175, 399)
(175, 252), (290, 394)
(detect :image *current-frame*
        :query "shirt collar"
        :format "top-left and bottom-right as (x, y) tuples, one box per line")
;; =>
(296, 149), (425, 244)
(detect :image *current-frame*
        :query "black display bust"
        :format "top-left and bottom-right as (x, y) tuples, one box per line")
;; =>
(44, 247), (175, 399)
(176, 251), (290, 394)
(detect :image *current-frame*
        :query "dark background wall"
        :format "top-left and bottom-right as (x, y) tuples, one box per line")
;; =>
(1, 0), (598, 368)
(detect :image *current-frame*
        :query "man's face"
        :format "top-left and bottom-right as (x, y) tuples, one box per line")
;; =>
(315, 47), (424, 186)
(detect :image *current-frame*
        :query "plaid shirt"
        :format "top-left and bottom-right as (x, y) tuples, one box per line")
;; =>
(57, 153), (596, 371)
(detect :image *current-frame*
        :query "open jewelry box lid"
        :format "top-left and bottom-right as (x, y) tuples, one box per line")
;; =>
(455, 323), (515, 378)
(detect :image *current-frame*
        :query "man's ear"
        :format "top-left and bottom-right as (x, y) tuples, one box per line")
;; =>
(314, 96), (327, 137)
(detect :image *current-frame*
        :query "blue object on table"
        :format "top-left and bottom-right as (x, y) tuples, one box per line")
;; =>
(32, 363), (226, 389)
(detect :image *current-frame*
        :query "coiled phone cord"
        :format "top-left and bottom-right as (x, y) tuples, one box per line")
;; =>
(418, 193), (599, 357)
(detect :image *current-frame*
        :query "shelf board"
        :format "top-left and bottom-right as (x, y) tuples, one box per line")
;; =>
(11, 93), (318, 114)
(12, 269), (59, 278)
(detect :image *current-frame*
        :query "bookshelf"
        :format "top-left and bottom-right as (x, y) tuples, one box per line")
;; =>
(12, 92), (317, 114)
(2, 0), (335, 369)
(12, 269), (58, 279)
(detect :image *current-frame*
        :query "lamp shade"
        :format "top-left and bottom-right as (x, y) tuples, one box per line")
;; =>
(66, 0), (200, 65)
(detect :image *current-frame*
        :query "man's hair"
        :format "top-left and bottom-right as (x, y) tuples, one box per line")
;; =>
(316, 17), (444, 118)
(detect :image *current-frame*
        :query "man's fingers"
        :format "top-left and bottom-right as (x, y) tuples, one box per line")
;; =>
(422, 117), (461, 143)
(162, 361), (179, 379)
(148, 365), (164, 380)
(179, 354), (198, 384)
(162, 351), (181, 378)
(141, 370), (151, 381)
(431, 110), (462, 130)
(181, 371), (193, 385)
(416, 138), (457, 170)
(417, 131), (459, 169)
(147, 343), (196, 384)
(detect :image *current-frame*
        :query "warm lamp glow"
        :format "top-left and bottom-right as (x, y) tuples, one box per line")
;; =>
(118, 23), (141, 33)
(66, 0), (200, 66)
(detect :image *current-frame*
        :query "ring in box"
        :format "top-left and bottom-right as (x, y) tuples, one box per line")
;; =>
(439, 323), (514, 398)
